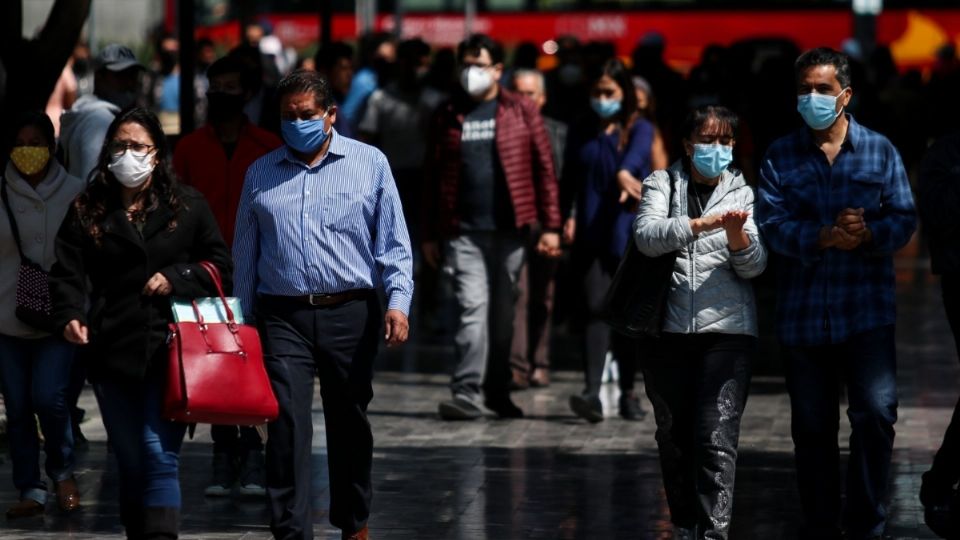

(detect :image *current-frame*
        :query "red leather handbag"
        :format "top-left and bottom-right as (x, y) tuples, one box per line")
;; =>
(164, 261), (279, 425)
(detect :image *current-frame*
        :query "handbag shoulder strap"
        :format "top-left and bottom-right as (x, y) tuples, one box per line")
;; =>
(665, 171), (677, 219)
(0, 176), (26, 260)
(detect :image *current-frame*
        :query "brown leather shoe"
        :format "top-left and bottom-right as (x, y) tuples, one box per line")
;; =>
(56, 477), (80, 512)
(6, 499), (44, 519)
(529, 368), (550, 387)
(342, 525), (369, 540)
(510, 369), (529, 390)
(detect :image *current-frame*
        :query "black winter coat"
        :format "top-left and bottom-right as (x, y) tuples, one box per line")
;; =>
(50, 185), (232, 381)
(919, 131), (960, 275)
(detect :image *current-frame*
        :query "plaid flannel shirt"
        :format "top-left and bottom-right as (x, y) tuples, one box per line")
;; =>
(757, 115), (916, 347)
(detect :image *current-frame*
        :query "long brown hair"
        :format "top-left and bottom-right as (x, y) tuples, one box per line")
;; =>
(588, 58), (639, 151)
(73, 107), (182, 244)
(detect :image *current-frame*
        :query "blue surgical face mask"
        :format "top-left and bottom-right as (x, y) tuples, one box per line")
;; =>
(590, 97), (621, 119)
(281, 112), (330, 153)
(797, 89), (847, 130)
(691, 143), (734, 179)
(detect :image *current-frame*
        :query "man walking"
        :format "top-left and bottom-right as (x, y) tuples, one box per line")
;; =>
(508, 68), (567, 389)
(234, 70), (413, 540)
(422, 34), (562, 420)
(757, 48), (916, 540)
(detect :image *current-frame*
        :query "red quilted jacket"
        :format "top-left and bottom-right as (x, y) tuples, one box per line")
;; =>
(422, 88), (562, 241)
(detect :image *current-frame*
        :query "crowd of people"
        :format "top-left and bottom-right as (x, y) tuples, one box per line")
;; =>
(1, 21), (960, 540)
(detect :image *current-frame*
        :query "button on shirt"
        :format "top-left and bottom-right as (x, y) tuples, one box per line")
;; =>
(233, 129), (414, 318)
(757, 115), (916, 347)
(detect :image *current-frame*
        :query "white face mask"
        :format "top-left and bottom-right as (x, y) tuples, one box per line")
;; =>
(107, 150), (156, 188)
(460, 66), (495, 97)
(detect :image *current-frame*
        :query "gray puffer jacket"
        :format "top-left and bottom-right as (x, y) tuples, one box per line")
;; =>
(633, 161), (767, 337)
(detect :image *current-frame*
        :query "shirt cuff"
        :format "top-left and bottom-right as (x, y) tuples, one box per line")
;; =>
(387, 292), (412, 316)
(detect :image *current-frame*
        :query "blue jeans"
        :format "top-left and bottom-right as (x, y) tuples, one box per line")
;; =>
(784, 325), (898, 540)
(0, 335), (75, 504)
(94, 374), (187, 519)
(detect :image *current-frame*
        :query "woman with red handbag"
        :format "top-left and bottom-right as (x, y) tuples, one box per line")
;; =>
(0, 111), (85, 519)
(49, 107), (232, 539)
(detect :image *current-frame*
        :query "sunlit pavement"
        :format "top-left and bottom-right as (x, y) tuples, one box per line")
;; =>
(0, 245), (952, 539)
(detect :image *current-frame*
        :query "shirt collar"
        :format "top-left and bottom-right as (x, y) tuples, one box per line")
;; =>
(277, 128), (345, 167)
(801, 113), (860, 152)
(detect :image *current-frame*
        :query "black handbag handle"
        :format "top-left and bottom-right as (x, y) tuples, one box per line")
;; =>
(0, 176), (28, 261)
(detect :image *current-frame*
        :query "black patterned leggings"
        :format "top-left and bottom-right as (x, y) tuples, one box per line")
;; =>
(642, 332), (754, 540)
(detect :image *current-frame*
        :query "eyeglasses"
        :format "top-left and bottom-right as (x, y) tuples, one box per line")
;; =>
(108, 141), (156, 157)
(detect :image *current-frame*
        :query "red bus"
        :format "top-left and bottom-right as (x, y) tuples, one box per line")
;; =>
(173, 0), (960, 73)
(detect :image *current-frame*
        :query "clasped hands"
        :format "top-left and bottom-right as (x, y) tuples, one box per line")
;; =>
(690, 210), (750, 236)
(819, 208), (871, 251)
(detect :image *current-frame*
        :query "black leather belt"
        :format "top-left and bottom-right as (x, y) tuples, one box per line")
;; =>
(262, 289), (374, 307)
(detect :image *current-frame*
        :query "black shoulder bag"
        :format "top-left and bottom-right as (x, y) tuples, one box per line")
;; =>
(1, 176), (53, 331)
(600, 173), (678, 338)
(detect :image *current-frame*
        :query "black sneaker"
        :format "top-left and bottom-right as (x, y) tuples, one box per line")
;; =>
(569, 395), (603, 423)
(237, 449), (266, 497)
(618, 391), (646, 421)
(484, 395), (524, 419)
(204, 451), (235, 497)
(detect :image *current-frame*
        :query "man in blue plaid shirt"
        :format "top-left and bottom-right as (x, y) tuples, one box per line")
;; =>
(757, 48), (916, 540)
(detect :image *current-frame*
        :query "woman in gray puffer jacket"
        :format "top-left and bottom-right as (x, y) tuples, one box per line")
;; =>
(633, 105), (766, 540)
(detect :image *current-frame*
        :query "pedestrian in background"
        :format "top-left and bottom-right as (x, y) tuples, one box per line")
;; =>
(916, 130), (960, 537)
(423, 34), (562, 421)
(173, 55), (282, 499)
(0, 111), (85, 519)
(508, 68), (567, 389)
(564, 58), (653, 422)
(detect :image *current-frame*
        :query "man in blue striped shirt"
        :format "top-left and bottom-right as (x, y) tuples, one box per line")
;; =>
(233, 70), (413, 540)
(757, 48), (916, 540)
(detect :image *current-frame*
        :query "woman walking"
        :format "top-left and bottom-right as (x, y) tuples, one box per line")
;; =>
(50, 107), (231, 539)
(0, 111), (85, 518)
(633, 105), (766, 539)
(564, 58), (655, 422)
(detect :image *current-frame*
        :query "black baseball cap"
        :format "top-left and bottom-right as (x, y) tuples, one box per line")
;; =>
(94, 44), (145, 72)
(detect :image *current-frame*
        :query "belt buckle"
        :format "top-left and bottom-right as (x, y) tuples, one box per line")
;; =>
(307, 293), (330, 306)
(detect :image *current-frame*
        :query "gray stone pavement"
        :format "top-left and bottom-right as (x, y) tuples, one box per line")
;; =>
(0, 268), (954, 539)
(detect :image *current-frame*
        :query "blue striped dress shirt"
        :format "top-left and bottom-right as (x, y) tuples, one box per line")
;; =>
(233, 129), (414, 317)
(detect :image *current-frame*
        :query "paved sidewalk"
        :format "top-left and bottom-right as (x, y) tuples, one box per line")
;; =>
(0, 276), (952, 539)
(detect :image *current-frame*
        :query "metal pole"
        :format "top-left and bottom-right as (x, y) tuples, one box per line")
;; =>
(393, 0), (404, 39)
(465, 0), (476, 37)
(852, 0), (881, 57)
(178, 0), (195, 135)
(320, 0), (332, 50)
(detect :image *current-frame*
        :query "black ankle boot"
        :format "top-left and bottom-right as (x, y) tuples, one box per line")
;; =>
(143, 507), (179, 539)
(121, 506), (144, 540)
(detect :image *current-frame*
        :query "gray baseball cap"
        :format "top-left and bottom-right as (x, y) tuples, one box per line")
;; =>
(95, 44), (144, 72)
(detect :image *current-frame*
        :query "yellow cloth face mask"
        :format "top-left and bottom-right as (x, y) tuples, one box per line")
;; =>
(10, 146), (51, 177)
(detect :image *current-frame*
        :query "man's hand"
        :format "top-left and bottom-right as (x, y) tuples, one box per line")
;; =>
(820, 225), (863, 250)
(562, 218), (576, 245)
(421, 241), (441, 269)
(836, 208), (867, 236)
(64, 320), (89, 345)
(536, 231), (562, 258)
(384, 309), (409, 347)
(836, 208), (872, 245)
(143, 272), (173, 296)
